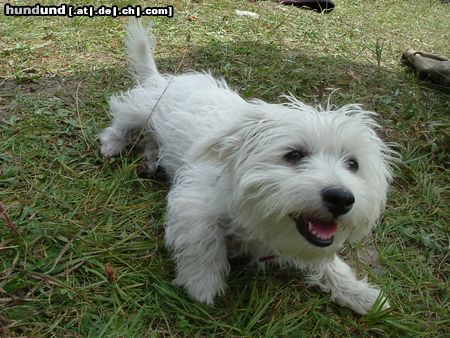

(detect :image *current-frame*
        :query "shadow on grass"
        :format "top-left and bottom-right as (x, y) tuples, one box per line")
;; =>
(2, 39), (429, 111)
(159, 40), (416, 103)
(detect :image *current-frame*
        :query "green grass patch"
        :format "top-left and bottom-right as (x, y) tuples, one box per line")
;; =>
(1, 0), (449, 336)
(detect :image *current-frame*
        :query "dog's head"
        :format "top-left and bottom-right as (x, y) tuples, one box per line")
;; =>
(195, 97), (395, 260)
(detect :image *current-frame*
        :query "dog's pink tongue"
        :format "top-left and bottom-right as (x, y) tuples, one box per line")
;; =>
(308, 219), (337, 238)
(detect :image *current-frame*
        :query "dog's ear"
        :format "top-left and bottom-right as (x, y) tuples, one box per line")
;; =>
(191, 110), (268, 163)
(193, 124), (249, 163)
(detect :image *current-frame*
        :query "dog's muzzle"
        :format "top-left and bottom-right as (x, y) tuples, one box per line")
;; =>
(292, 187), (354, 247)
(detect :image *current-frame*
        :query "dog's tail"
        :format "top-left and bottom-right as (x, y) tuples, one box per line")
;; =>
(126, 19), (159, 84)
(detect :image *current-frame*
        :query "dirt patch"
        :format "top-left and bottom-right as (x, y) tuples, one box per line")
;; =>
(0, 76), (84, 121)
(1, 76), (82, 96)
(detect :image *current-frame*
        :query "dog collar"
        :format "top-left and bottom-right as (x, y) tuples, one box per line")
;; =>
(258, 255), (278, 263)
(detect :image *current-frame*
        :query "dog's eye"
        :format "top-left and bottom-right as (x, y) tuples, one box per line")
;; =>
(345, 158), (359, 172)
(284, 150), (306, 164)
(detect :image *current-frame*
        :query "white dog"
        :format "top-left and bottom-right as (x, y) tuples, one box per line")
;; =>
(100, 20), (394, 314)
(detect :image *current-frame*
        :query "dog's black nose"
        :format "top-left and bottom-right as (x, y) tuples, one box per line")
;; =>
(321, 187), (355, 216)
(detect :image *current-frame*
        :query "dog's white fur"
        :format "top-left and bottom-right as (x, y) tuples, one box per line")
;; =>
(100, 20), (394, 314)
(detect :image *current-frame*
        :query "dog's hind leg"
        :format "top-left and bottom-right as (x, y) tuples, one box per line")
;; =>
(99, 88), (154, 157)
(165, 165), (229, 305)
(304, 255), (390, 314)
(99, 123), (132, 157)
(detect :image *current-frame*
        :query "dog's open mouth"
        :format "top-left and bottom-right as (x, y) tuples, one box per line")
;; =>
(292, 215), (337, 247)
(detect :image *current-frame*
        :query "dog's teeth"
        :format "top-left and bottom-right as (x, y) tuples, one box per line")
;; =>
(308, 222), (313, 231)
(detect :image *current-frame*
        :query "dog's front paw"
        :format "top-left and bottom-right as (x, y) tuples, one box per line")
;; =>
(99, 127), (127, 157)
(332, 282), (390, 315)
(174, 275), (226, 306)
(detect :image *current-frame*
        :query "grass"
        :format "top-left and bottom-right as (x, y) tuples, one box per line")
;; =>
(1, 0), (449, 336)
